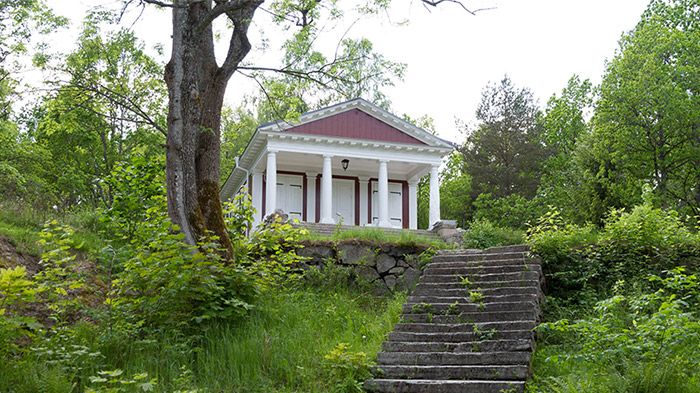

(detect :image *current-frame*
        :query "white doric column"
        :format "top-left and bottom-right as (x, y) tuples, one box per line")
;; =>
(252, 171), (263, 227)
(265, 150), (278, 217)
(358, 176), (369, 226)
(377, 159), (390, 227)
(429, 164), (441, 228)
(305, 172), (316, 223)
(320, 154), (334, 224)
(408, 179), (419, 230)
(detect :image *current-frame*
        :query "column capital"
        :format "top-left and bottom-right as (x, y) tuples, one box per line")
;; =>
(358, 176), (371, 182)
(267, 148), (279, 154)
(408, 179), (420, 187)
(323, 154), (334, 159)
(378, 159), (389, 164)
(431, 163), (440, 170)
(305, 171), (318, 178)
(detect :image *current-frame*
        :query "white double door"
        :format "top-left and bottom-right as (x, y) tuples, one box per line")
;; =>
(332, 178), (355, 225)
(371, 182), (403, 228)
(275, 174), (303, 221)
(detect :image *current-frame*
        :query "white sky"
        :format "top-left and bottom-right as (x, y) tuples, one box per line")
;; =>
(47, 0), (650, 144)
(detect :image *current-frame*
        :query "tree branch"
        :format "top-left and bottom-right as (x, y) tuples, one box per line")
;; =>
(420, 0), (494, 15)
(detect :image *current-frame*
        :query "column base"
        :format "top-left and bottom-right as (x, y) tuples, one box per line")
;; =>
(319, 217), (335, 224)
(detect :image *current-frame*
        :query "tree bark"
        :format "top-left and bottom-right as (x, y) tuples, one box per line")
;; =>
(164, 0), (260, 260)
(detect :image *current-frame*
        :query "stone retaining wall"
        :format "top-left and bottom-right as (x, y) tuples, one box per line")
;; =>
(298, 240), (432, 293)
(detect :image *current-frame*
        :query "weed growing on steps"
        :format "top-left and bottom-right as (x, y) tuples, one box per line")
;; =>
(472, 324), (497, 341)
(460, 276), (472, 288)
(468, 290), (484, 304)
(411, 302), (434, 314)
(445, 301), (460, 316)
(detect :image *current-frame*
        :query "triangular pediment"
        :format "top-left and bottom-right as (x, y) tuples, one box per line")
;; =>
(284, 108), (426, 145)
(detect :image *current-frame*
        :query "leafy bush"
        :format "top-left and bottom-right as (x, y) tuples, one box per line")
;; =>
(101, 153), (166, 243)
(323, 343), (374, 393)
(472, 193), (544, 229)
(111, 214), (255, 336)
(530, 268), (700, 392)
(35, 220), (89, 324)
(598, 203), (700, 282)
(244, 215), (309, 289)
(0, 266), (37, 356)
(526, 209), (599, 302)
(463, 219), (524, 249)
(528, 204), (700, 305)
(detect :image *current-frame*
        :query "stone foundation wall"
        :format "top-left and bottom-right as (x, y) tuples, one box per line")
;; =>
(297, 240), (431, 293)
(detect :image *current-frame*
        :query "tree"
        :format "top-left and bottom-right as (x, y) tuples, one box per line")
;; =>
(34, 17), (165, 207)
(592, 0), (700, 216)
(134, 0), (477, 258)
(537, 75), (597, 223)
(460, 76), (547, 200)
(438, 152), (471, 227)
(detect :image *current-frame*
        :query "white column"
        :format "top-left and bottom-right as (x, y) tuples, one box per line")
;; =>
(358, 176), (369, 226)
(408, 179), (419, 230)
(429, 164), (441, 228)
(320, 154), (334, 224)
(265, 150), (277, 217)
(252, 171), (263, 227)
(377, 159), (390, 227)
(306, 172), (316, 223)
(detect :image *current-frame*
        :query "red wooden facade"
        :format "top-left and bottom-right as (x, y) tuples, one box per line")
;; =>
(285, 109), (427, 146)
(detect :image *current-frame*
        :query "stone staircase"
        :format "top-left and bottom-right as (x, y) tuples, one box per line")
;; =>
(365, 245), (543, 393)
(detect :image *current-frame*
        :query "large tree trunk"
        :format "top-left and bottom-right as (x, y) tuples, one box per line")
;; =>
(164, 0), (259, 260)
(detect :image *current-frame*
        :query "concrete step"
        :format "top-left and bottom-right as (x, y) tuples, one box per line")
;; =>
(376, 351), (531, 366)
(424, 264), (541, 276)
(407, 293), (539, 305)
(365, 379), (524, 393)
(403, 301), (538, 315)
(393, 320), (537, 333)
(419, 271), (541, 284)
(388, 329), (535, 343)
(401, 311), (538, 324)
(431, 251), (529, 262)
(428, 258), (541, 269)
(410, 286), (540, 297)
(438, 245), (530, 254)
(375, 365), (529, 380)
(382, 339), (533, 353)
(413, 279), (541, 290)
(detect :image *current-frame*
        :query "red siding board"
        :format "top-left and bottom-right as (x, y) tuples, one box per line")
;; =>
(285, 109), (426, 145)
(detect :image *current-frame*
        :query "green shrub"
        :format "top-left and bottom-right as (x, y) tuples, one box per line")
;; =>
(472, 193), (544, 229)
(245, 215), (310, 289)
(111, 214), (255, 336)
(526, 209), (600, 304)
(323, 343), (374, 393)
(101, 153), (166, 244)
(598, 203), (700, 283)
(530, 268), (700, 392)
(0, 266), (37, 356)
(463, 219), (524, 249)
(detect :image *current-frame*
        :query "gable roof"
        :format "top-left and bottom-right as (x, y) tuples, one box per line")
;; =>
(284, 108), (427, 145)
(258, 98), (453, 148)
(220, 98), (454, 200)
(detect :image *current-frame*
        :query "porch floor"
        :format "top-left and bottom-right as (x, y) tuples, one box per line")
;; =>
(295, 222), (440, 240)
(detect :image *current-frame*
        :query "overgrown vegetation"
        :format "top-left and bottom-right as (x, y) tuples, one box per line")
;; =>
(526, 201), (700, 391)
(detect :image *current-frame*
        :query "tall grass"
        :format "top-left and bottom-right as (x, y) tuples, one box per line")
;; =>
(1, 286), (406, 392)
(0, 201), (106, 256)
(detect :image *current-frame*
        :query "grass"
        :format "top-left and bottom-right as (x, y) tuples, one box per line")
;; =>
(301, 226), (451, 250)
(0, 286), (406, 393)
(528, 344), (700, 393)
(0, 202), (107, 257)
